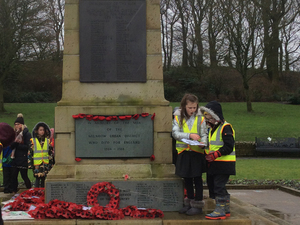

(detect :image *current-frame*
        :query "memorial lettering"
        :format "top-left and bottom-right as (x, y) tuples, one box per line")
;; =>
(75, 116), (153, 158)
(79, 0), (146, 82)
(46, 180), (183, 211)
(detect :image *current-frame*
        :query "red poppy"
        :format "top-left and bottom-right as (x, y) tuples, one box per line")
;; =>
(56, 208), (64, 216)
(155, 209), (164, 218)
(62, 202), (69, 208)
(86, 114), (93, 121)
(146, 213), (155, 219)
(122, 207), (131, 216)
(151, 113), (156, 120)
(62, 210), (71, 218)
(98, 116), (106, 120)
(75, 157), (82, 162)
(150, 154), (155, 161)
(72, 115), (79, 119)
(133, 114), (139, 120)
(106, 116), (112, 121)
(36, 213), (46, 219)
(112, 116), (118, 121)
(45, 209), (55, 218)
(93, 116), (99, 121)
(118, 116), (126, 120)
(124, 174), (129, 181)
(141, 113), (149, 117)
(78, 113), (86, 119)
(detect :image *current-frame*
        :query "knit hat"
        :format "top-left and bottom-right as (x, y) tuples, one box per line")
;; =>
(0, 122), (15, 148)
(200, 101), (224, 122)
(14, 113), (24, 125)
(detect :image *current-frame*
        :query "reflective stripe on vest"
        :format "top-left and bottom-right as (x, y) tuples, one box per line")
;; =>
(207, 122), (236, 162)
(33, 138), (49, 165)
(0, 151), (2, 171)
(175, 115), (205, 154)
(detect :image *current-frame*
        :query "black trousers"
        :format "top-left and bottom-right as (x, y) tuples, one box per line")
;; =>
(35, 177), (46, 188)
(3, 167), (13, 192)
(0, 206), (3, 225)
(11, 167), (32, 192)
(206, 174), (230, 199)
(184, 177), (203, 201)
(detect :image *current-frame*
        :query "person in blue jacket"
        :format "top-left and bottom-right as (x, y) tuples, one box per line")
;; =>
(2, 145), (14, 193)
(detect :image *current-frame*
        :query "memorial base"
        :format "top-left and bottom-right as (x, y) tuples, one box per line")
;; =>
(46, 164), (183, 211)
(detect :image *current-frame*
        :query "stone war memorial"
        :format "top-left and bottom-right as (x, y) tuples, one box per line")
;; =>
(46, 0), (183, 213)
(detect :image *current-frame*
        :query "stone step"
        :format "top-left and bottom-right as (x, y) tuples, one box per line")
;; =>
(2, 189), (291, 225)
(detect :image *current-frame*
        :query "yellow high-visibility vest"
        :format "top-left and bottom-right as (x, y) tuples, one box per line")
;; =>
(0, 151), (2, 172)
(206, 122), (236, 162)
(175, 115), (205, 154)
(33, 138), (49, 166)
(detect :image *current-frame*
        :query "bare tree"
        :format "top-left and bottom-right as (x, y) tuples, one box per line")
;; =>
(188, 0), (208, 71)
(207, 0), (224, 67)
(175, 0), (189, 67)
(161, 0), (179, 71)
(280, 2), (300, 72)
(0, 0), (48, 111)
(252, 0), (298, 88)
(220, 0), (263, 112)
(45, 0), (64, 61)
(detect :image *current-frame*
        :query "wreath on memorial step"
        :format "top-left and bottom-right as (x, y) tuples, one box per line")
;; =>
(87, 182), (120, 208)
(4, 184), (164, 220)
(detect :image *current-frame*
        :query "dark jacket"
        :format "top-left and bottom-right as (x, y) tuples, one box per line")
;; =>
(207, 123), (235, 175)
(200, 101), (236, 175)
(11, 127), (32, 168)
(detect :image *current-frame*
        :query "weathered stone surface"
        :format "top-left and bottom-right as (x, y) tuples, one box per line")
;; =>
(63, 55), (80, 81)
(147, 30), (162, 54)
(45, 180), (184, 211)
(64, 3), (79, 30)
(147, 55), (163, 80)
(146, 2), (160, 29)
(64, 30), (79, 55)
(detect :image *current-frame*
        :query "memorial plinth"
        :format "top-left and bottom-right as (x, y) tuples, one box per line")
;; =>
(46, 0), (182, 211)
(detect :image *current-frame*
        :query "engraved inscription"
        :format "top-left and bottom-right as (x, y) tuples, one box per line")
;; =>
(79, 0), (146, 82)
(75, 116), (153, 158)
(46, 180), (184, 211)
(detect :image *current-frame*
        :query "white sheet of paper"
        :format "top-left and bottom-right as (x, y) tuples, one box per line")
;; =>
(181, 138), (205, 146)
(2, 211), (34, 220)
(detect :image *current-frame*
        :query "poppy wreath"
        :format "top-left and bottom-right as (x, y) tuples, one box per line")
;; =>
(72, 113), (154, 121)
(5, 184), (164, 220)
(87, 182), (120, 209)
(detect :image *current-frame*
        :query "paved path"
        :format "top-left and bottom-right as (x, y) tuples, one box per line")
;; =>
(230, 189), (300, 225)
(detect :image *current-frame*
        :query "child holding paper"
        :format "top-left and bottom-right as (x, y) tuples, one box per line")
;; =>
(172, 93), (207, 215)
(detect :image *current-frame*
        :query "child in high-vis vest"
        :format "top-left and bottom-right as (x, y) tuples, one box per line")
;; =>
(200, 101), (236, 220)
(28, 122), (54, 188)
(172, 93), (208, 215)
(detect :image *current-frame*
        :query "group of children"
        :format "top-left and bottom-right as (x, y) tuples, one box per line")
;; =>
(1, 114), (54, 194)
(1, 98), (233, 220)
(172, 94), (235, 220)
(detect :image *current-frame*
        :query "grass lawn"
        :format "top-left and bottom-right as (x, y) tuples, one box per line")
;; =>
(234, 158), (300, 180)
(0, 103), (56, 131)
(171, 102), (300, 141)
